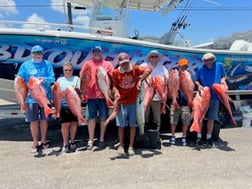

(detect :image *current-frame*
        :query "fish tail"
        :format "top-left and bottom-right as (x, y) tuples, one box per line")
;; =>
(138, 125), (144, 135)
(20, 103), (26, 113)
(232, 117), (237, 126)
(190, 121), (200, 133)
(161, 104), (166, 114)
(78, 115), (86, 124)
(106, 97), (114, 108)
(44, 106), (53, 118)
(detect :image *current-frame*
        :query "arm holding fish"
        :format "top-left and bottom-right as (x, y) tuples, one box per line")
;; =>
(136, 66), (152, 90)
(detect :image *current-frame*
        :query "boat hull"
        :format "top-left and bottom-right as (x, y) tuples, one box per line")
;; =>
(1, 29), (252, 91)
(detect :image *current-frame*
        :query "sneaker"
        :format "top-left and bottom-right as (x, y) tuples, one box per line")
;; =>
(128, 147), (135, 156)
(87, 141), (94, 150)
(196, 138), (204, 147)
(69, 142), (77, 152)
(170, 136), (176, 145)
(206, 138), (213, 147)
(117, 146), (125, 156)
(98, 141), (106, 150)
(61, 145), (69, 154)
(181, 137), (187, 146)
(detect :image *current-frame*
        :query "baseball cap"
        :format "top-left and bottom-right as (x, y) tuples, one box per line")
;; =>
(92, 46), (102, 53)
(118, 52), (130, 65)
(178, 58), (189, 66)
(31, 45), (43, 53)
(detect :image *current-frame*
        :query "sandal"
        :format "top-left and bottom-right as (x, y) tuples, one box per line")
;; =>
(40, 142), (50, 149)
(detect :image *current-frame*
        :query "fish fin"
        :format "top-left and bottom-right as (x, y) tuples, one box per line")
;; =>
(161, 104), (166, 114)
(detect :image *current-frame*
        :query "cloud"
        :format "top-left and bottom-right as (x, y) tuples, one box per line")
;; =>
(73, 15), (90, 26)
(0, 0), (18, 18)
(50, 0), (91, 27)
(22, 13), (51, 30)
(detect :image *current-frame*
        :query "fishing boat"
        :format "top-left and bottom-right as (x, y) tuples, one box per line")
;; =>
(1, 0), (252, 103)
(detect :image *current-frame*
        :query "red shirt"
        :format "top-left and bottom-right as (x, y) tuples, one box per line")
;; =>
(113, 65), (148, 105)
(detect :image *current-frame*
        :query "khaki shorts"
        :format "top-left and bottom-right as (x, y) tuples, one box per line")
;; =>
(170, 106), (191, 126)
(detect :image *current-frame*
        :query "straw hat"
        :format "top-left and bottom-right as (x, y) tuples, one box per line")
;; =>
(202, 53), (216, 61)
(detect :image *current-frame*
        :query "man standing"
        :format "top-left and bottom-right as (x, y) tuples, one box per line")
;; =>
(112, 52), (152, 156)
(194, 53), (227, 147)
(170, 58), (192, 146)
(141, 50), (168, 133)
(17, 45), (55, 153)
(79, 46), (113, 150)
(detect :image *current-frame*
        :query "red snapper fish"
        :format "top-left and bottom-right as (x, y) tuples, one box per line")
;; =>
(52, 82), (63, 118)
(212, 83), (237, 125)
(96, 66), (113, 107)
(144, 77), (155, 112)
(153, 75), (168, 114)
(28, 76), (53, 117)
(65, 87), (86, 124)
(180, 70), (194, 108)
(190, 87), (211, 133)
(80, 64), (92, 101)
(104, 97), (120, 127)
(168, 69), (180, 109)
(14, 75), (28, 112)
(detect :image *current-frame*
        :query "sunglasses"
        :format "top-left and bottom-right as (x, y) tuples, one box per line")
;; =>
(204, 58), (214, 62)
(32, 51), (43, 55)
(151, 55), (158, 58)
(64, 69), (72, 72)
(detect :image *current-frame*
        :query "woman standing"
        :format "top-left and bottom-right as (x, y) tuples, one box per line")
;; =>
(56, 62), (80, 153)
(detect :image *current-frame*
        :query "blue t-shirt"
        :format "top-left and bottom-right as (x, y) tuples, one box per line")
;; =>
(57, 76), (80, 107)
(17, 59), (55, 103)
(194, 62), (225, 100)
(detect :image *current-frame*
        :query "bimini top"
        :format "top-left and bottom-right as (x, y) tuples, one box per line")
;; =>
(68, 0), (181, 14)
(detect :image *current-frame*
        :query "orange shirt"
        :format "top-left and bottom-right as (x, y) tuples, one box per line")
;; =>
(79, 59), (113, 99)
(112, 65), (146, 105)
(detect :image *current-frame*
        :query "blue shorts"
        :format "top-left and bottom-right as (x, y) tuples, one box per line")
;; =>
(116, 103), (137, 127)
(205, 100), (219, 120)
(25, 103), (50, 122)
(86, 99), (108, 120)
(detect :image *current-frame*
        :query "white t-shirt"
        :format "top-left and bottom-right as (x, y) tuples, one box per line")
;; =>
(141, 62), (169, 101)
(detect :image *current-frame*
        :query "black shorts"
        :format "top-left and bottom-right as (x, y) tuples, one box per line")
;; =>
(60, 107), (78, 123)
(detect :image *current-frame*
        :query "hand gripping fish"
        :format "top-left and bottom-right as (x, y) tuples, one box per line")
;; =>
(28, 76), (53, 117)
(190, 87), (211, 133)
(14, 75), (28, 112)
(104, 97), (120, 127)
(212, 83), (237, 126)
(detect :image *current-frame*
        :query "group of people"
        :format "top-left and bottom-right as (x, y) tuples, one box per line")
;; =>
(17, 44), (227, 156)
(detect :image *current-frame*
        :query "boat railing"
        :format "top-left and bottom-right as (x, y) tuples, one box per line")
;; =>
(0, 20), (114, 36)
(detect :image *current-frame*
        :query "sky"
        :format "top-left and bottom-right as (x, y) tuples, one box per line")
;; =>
(1, 0), (252, 45)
